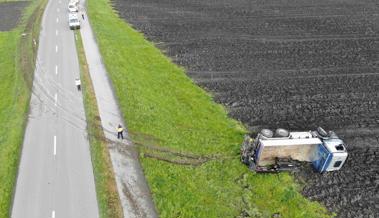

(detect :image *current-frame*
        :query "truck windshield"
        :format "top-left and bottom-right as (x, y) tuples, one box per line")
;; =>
(333, 161), (342, 168)
(335, 144), (345, 151)
(69, 19), (78, 23)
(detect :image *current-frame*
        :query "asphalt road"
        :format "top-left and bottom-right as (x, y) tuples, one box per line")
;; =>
(11, 0), (99, 217)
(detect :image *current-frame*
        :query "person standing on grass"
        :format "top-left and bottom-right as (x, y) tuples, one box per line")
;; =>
(117, 124), (124, 139)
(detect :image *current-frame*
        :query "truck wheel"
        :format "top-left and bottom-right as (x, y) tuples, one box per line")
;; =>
(274, 128), (289, 137)
(317, 127), (328, 137)
(260, 129), (273, 138)
(241, 155), (249, 165)
(248, 161), (256, 171)
(328, 131), (339, 139)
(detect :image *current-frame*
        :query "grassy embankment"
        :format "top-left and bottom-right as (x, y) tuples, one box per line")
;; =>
(0, 0), (47, 217)
(74, 31), (123, 218)
(86, 0), (332, 217)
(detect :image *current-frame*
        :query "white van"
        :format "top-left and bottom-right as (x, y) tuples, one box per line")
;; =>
(68, 2), (78, 12)
(68, 13), (80, 30)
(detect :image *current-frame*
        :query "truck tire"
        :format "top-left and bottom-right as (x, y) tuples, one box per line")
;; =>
(328, 131), (339, 139)
(248, 161), (256, 171)
(241, 155), (250, 165)
(274, 128), (289, 137)
(317, 127), (328, 137)
(260, 129), (274, 138)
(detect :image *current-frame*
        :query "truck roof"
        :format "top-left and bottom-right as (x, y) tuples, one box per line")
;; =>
(260, 137), (322, 147)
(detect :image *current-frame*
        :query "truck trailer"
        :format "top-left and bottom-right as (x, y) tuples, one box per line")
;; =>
(241, 127), (348, 173)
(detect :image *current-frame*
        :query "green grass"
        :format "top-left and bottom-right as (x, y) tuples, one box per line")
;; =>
(87, 0), (332, 217)
(74, 31), (123, 218)
(0, 0), (47, 217)
(0, 29), (28, 218)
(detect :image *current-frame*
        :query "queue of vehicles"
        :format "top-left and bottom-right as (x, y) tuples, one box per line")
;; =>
(68, 0), (80, 30)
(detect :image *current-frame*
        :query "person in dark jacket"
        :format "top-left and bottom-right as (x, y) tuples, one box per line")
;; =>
(117, 124), (124, 139)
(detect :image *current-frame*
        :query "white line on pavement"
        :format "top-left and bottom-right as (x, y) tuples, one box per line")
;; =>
(57, 8), (60, 12)
(54, 93), (58, 106)
(52, 210), (55, 218)
(55, 65), (58, 75)
(54, 136), (57, 156)
(56, 29), (58, 36)
(56, 45), (58, 53)
(56, 17), (59, 23)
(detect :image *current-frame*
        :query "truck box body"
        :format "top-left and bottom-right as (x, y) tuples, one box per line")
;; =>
(256, 137), (321, 166)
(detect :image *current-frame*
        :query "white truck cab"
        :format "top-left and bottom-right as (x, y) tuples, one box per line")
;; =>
(68, 13), (80, 30)
(313, 138), (348, 172)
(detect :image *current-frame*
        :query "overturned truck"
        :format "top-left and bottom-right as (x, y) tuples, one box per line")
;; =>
(241, 127), (348, 173)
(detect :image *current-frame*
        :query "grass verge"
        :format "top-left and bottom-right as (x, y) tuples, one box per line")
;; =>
(74, 31), (123, 218)
(87, 0), (332, 217)
(0, 0), (48, 217)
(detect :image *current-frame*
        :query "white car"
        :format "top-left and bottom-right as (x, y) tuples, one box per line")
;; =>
(68, 13), (80, 30)
(68, 3), (78, 12)
(69, 0), (79, 5)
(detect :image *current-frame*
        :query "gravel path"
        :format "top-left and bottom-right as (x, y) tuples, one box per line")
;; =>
(112, 0), (379, 216)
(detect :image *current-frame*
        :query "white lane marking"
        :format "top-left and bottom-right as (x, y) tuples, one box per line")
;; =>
(57, 8), (60, 12)
(54, 136), (57, 156)
(54, 93), (57, 106)
(55, 65), (58, 75)
(56, 17), (59, 23)
(56, 29), (58, 36)
(52, 210), (55, 218)
(55, 45), (58, 53)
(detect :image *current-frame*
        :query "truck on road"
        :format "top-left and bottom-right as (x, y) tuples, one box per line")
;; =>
(241, 127), (348, 173)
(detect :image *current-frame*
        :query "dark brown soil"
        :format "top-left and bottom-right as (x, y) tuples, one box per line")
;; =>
(0, 1), (29, 31)
(112, 0), (379, 217)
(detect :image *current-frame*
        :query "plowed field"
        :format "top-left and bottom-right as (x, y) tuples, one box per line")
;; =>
(0, 1), (28, 31)
(112, 0), (379, 216)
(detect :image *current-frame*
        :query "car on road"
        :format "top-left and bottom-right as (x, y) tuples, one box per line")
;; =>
(68, 2), (78, 12)
(69, 0), (79, 5)
(68, 13), (80, 30)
